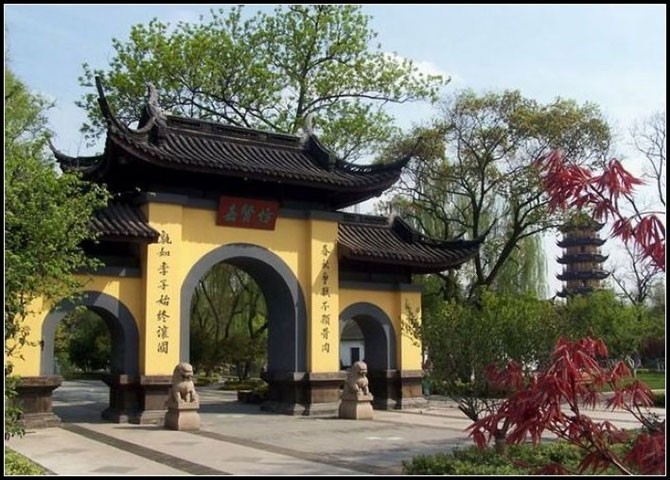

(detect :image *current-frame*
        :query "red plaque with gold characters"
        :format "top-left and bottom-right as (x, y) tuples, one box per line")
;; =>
(217, 196), (279, 230)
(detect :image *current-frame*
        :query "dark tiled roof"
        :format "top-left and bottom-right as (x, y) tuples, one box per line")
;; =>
(556, 286), (597, 298)
(106, 118), (406, 191)
(556, 253), (608, 264)
(556, 237), (606, 248)
(53, 78), (408, 209)
(91, 203), (159, 241)
(556, 270), (610, 281)
(338, 215), (482, 273)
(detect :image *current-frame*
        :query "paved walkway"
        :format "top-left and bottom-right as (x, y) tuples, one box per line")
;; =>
(5, 380), (666, 476)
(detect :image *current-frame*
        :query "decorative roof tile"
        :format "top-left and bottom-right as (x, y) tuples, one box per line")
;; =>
(52, 78), (409, 209)
(91, 203), (159, 241)
(338, 214), (482, 273)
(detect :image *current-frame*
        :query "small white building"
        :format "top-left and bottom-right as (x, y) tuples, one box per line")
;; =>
(340, 320), (365, 369)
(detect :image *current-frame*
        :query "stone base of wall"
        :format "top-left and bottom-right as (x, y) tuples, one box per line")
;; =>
(260, 369), (426, 415)
(101, 373), (139, 423)
(99, 374), (171, 424)
(14, 376), (63, 429)
(261, 371), (346, 417)
(368, 369), (427, 410)
(131, 375), (171, 424)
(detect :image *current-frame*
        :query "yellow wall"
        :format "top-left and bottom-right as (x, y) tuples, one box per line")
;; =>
(8, 297), (47, 376)
(10, 274), (144, 376)
(11, 199), (421, 377)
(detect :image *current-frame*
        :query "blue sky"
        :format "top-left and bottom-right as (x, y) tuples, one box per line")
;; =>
(4, 4), (666, 296)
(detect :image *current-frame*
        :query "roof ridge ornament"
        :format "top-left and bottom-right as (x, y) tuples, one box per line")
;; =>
(145, 82), (167, 121)
(95, 76), (123, 130)
(304, 112), (315, 135)
(95, 76), (150, 138)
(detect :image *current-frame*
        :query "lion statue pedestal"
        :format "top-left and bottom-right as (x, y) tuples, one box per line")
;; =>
(338, 361), (374, 420)
(164, 362), (201, 431)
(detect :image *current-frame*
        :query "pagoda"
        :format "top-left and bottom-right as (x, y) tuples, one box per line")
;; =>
(556, 213), (609, 297)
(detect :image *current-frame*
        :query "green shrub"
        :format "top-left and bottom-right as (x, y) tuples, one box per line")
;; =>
(5, 447), (46, 475)
(195, 373), (220, 386)
(218, 378), (265, 391)
(403, 441), (625, 475)
(247, 383), (269, 404)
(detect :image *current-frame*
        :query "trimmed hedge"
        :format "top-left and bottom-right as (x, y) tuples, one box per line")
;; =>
(403, 441), (626, 475)
(218, 378), (266, 391)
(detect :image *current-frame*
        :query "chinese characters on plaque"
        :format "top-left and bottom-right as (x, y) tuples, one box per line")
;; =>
(217, 196), (279, 230)
(155, 230), (173, 354)
(320, 244), (333, 354)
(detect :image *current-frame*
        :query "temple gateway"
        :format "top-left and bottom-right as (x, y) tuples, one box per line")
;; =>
(14, 79), (482, 426)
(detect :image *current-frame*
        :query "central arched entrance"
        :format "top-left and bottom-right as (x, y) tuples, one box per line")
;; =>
(181, 243), (308, 413)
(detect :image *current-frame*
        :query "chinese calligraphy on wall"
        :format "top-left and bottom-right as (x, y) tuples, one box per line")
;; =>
(217, 196), (279, 230)
(320, 243), (333, 355)
(155, 230), (173, 355)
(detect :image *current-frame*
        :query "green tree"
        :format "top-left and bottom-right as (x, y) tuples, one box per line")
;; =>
(77, 5), (447, 161)
(380, 90), (611, 299)
(5, 66), (109, 437)
(405, 288), (561, 421)
(557, 290), (647, 361)
(637, 280), (665, 367)
(190, 264), (267, 380)
(56, 310), (111, 373)
(492, 235), (547, 298)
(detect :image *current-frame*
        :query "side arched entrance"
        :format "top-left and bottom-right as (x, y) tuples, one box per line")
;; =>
(181, 243), (316, 414)
(339, 302), (401, 409)
(41, 291), (141, 423)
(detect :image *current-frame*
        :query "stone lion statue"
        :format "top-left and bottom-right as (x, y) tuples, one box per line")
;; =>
(343, 360), (371, 397)
(170, 362), (199, 405)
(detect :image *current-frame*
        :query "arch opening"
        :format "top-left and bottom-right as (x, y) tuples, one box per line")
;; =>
(339, 302), (397, 372)
(181, 244), (307, 374)
(41, 291), (140, 377)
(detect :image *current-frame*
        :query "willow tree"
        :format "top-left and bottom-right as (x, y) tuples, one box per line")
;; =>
(77, 5), (447, 161)
(380, 90), (611, 300)
(190, 264), (267, 380)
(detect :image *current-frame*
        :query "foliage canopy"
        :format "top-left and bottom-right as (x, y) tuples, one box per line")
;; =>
(78, 5), (447, 161)
(380, 90), (611, 299)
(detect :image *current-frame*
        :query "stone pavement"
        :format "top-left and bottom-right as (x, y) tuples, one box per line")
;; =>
(5, 380), (666, 476)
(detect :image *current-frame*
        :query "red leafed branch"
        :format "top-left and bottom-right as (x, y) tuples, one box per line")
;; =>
(467, 336), (665, 475)
(538, 150), (665, 271)
(625, 432), (666, 475)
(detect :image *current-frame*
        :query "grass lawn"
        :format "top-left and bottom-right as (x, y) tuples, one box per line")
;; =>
(600, 370), (665, 392)
(634, 371), (665, 390)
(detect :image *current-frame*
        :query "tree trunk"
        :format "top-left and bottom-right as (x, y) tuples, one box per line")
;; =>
(494, 429), (507, 455)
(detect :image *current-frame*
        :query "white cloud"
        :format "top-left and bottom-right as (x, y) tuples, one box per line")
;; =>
(383, 52), (464, 88)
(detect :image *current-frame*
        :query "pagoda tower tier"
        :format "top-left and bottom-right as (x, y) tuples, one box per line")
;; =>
(556, 214), (610, 298)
